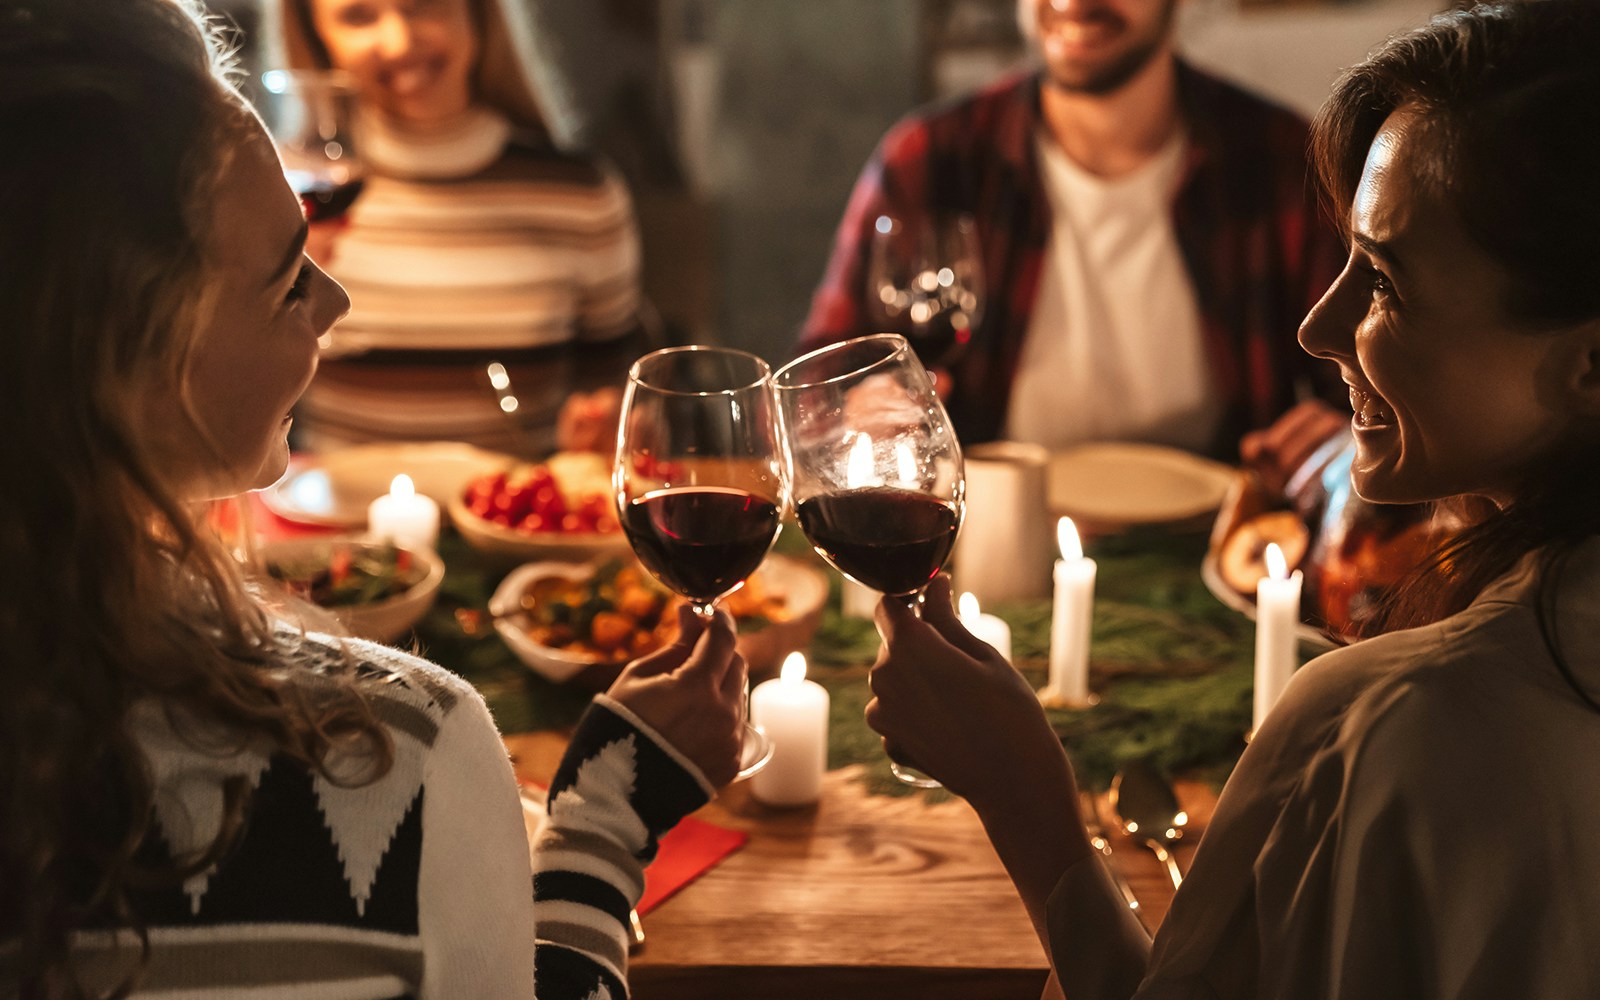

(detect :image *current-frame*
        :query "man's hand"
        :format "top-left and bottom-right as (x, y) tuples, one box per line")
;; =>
(1239, 400), (1348, 497)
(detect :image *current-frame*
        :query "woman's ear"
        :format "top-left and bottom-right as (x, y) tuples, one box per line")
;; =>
(1567, 317), (1600, 417)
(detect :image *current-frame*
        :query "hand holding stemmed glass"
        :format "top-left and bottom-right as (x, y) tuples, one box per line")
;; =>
(614, 346), (786, 779)
(774, 334), (965, 787)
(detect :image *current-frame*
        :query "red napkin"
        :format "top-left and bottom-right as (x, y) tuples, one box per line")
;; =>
(637, 816), (748, 915)
(518, 778), (747, 916)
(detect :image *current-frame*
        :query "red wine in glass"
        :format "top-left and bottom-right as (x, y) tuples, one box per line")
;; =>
(622, 486), (780, 605)
(289, 171), (366, 223)
(796, 487), (959, 597)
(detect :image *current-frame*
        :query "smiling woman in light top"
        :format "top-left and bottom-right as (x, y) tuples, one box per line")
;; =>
(863, 2), (1600, 996)
(270, 0), (645, 456)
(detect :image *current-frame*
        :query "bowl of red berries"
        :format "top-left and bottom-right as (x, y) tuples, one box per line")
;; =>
(449, 451), (633, 563)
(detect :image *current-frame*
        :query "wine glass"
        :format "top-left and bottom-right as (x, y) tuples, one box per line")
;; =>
(773, 333), (965, 788)
(867, 212), (985, 371)
(259, 70), (366, 223)
(615, 345), (786, 778)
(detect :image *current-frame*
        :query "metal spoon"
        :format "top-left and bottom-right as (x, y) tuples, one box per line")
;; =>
(1110, 758), (1189, 891)
(1080, 791), (1141, 915)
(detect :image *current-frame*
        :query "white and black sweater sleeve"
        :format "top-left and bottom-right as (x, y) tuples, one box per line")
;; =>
(531, 694), (716, 1000)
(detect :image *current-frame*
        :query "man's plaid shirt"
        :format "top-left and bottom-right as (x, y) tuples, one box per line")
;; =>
(800, 62), (1346, 457)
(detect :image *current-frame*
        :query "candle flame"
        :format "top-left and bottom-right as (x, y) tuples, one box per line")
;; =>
(959, 591), (981, 620)
(390, 474), (416, 498)
(1057, 517), (1082, 561)
(846, 433), (877, 489)
(1264, 542), (1288, 581)
(781, 651), (807, 685)
(894, 441), (918, 486)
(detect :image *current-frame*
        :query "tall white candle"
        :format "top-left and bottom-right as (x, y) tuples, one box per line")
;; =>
(1045, 517), (1097, 706)
(367, 474), (441, 551)
(749, 652), (830, 806)
(1252, 542), (1304, 733)
(959, 592), (1013, 664)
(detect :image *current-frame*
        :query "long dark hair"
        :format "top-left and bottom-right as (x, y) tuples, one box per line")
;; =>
(1310, 0), (1600, 645)
(0, 2), (391, 996)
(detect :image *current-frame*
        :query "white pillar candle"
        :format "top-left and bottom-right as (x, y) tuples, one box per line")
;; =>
(1044, 517), (1096, 706)
(958, 592), (1013, 664)
(1252, 542), (1304, 733)
(750, 652), (830, 806)
(367, 474), (441, 551)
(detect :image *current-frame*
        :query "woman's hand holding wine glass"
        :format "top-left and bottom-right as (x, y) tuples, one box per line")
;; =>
(774, 333), (965, 787)
(614, 346), (788, 779)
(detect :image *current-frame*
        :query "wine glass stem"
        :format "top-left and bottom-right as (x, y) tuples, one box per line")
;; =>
(888, 588), (926, 616)
(690, 599), (718, 621)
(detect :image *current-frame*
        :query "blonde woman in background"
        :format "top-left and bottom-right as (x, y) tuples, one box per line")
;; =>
(270, 0), (646, 457)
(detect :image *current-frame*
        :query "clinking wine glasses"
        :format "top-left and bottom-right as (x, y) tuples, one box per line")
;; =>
(615, 346), (786, 779)
(774, 334), (965, 788)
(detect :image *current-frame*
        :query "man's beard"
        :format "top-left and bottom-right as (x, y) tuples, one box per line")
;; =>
(1047, 32), (1167, 96)
(1040, 0), (1177, 97)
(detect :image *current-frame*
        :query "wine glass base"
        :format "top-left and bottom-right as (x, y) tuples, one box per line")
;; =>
(733, 722), (773, 781)
(890, 760), (942, 789)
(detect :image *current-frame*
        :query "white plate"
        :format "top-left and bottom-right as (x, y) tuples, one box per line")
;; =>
(263, 441), (515, 527)
(1048, 443), (1236, 527)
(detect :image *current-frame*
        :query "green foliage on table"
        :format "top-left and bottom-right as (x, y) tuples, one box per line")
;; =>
(808, 530), (1269, 796)
(412, 526), (1294, 800)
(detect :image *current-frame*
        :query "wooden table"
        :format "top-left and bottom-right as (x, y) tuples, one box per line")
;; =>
(506, 732), (1219, 1000)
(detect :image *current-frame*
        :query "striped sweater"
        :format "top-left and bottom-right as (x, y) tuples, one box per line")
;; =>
(297, 108), (643, 458)
(61, 634), (708, 998)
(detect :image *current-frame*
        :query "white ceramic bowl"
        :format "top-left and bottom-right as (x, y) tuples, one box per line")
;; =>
(491, 554), (829, 687)
(262, 536), (445, 645)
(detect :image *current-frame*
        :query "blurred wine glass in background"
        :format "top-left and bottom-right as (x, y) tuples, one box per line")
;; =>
(867, 212), (984, 371)
(259, 69), (366, 223)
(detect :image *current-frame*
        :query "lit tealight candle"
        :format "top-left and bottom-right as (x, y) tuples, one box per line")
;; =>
(749, 652), (830, 807)
(959, 592), (1013, 665)
(1252, 542), (1304, 733)
(367, 474), (441, 551)
(1044, 517), (1096, 706)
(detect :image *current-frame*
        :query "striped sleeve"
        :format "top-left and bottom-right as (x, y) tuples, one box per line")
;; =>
(532, 696), (714, 999)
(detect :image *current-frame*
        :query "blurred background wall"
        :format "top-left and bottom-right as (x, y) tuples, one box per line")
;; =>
(208, 0), (1440, 363)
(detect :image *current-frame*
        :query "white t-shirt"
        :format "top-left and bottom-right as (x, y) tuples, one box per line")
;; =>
(1004, 130), (1221, 452)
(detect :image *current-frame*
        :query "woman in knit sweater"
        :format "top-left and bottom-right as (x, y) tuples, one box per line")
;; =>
(0, 1), (742, 996)
(269, 0), (647, 456)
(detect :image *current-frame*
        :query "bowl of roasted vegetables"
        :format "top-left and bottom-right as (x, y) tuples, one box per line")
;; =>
(263, 536), (445, 644)
(489, 555), (827, 687)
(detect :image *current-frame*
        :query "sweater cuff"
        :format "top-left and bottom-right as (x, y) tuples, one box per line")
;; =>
(549, 696), (714, 862)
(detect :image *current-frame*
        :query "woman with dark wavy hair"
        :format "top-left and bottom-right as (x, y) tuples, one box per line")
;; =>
(864, 2), (1600, 995)
(0, 1), (745, 997)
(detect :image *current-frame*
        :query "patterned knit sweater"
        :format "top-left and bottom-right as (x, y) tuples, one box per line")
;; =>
(296, 108), (643, 458)
(65, 634), (710, 998)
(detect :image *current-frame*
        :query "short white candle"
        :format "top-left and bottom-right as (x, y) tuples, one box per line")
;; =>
(749, 652), (830, 806)
(959, 592), (1013, 664)
(1252, 542), (1304, 732)
(1045, 517), (1096, 705)
(367, 474), (441, 551)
